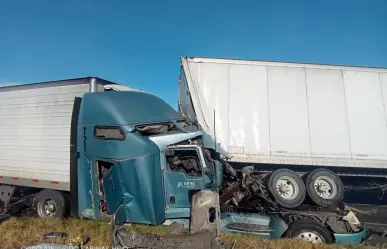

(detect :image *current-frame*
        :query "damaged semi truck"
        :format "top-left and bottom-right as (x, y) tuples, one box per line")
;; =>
(0, 76), (376, 245)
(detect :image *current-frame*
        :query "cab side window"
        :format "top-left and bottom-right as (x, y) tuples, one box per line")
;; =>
(165, 149), (202, 177)
(94, 126), (125, 140)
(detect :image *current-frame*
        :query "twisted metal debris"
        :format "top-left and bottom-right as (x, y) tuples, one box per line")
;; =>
(111, 224), (231, 249)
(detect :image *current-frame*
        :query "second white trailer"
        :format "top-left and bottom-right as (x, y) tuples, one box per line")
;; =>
(179, 56), (387, 175)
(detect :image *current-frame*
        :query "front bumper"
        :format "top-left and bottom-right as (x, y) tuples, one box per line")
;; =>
(333, 228), (369, 245)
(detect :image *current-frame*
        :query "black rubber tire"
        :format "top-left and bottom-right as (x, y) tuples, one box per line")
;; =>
(36, 189), (70, 218)
(266, 169), (306, 209)
(304, 168), (344, 208)
(283, 219), (334, 244)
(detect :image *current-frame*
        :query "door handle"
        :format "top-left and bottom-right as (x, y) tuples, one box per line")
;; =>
(109, 177), (115, 190)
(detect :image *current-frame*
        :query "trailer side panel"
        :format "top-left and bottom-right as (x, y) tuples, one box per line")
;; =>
(180, 57), (387, 170)
(0, 81), (90, 190)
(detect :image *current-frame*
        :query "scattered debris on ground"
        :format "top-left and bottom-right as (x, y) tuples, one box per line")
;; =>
(0, 217), (379, 249)
(112, 224), (228, 249)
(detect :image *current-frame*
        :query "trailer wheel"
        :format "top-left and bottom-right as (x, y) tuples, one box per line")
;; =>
(36, 189), (70, 218)
(304, 169), (344, 208)
(266, 169), (306, 209)
(283, 219), (334, 244)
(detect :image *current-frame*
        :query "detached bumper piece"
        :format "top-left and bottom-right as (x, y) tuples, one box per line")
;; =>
(333, 228), (368, 245)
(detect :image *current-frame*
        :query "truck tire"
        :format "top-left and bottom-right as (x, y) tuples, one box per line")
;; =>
(304, 168), (344, 208)
(266, 169), (306, 209)
(36, 189), (70, 218)
(283, 219), (334, 244)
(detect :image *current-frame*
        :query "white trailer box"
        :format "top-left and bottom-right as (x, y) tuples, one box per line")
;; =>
(0, 77), (130, 191)
(179, 57), (387, 171)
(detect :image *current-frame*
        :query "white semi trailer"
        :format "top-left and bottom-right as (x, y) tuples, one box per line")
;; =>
(179, 56), (387, 174)
(178, 56), (387, 206)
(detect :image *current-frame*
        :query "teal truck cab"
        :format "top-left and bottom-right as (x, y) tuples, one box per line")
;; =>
(75, 88), (224, 223)
(0, 77), (372, 245)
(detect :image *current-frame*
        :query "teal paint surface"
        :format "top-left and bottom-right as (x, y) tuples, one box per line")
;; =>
(102, 154), (165, 225)
(77, 124), (95, 219)
(165, 208), (192, 219)
(164, 169), (204, 208)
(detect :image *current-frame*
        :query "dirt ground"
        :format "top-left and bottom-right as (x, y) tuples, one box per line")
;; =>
(0, 217), (372, 249)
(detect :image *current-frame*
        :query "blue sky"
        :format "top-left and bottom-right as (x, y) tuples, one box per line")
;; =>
(1, 0), (386, 108)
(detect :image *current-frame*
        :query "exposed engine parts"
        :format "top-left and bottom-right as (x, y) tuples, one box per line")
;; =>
(165, 149), (202, 177)
(217, 166), (364, 234)
(192, 149), (364, 235)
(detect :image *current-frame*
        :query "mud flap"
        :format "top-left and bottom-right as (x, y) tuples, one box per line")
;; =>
(102, 166), (126, 224)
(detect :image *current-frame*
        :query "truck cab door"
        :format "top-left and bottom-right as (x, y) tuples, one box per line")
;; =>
(102, 165), (125, 217)
(164, 146), (205, 211)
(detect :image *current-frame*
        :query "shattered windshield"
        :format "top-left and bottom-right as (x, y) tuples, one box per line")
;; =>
(135, 118), (199, 136)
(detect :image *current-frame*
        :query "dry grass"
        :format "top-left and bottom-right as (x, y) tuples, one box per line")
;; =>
(0, 217), (370, 249)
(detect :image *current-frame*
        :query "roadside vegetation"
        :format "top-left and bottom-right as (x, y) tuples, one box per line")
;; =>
(0, 217), (372, 249)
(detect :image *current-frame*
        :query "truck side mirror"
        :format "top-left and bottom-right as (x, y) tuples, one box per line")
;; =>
(214, 160), (223, 188)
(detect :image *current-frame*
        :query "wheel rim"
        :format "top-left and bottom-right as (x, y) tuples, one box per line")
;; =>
(38, 199), (57, 217)
(275, 176), (299, 200)
(296, 231), (324, 244)
(314, 176), (337, 200)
